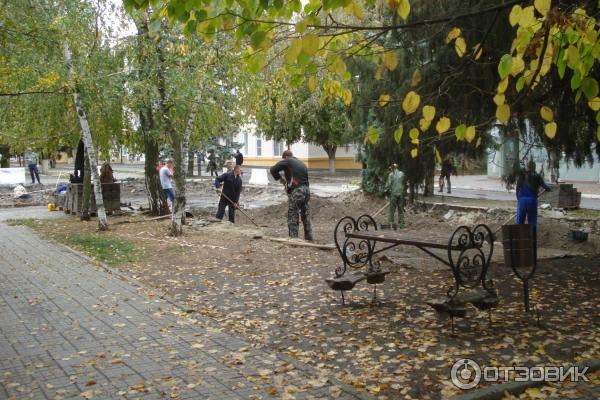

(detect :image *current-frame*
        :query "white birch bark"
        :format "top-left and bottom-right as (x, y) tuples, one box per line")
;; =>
(171, 92), (202, 235)
(63, 41), (108, 230)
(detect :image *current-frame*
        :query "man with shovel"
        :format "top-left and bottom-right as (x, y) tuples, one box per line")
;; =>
(516, 159), (551, 259)
(270, 150), (313, 241)
(214, 164), (243, 223)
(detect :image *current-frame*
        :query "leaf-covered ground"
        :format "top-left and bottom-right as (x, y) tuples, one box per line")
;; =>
(27, 194), (600, 399)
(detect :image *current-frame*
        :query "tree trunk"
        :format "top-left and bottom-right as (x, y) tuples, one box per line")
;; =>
(143, 131), (168, 215)
(187, 150), (195, 176)
(0, 145), (9, 168)
(63, 41), (108, 230)
(81, 148), (91, 221)
(134, 15), (168, 216)
(323, 145), (337, 174)
(171, 92), (202, 236)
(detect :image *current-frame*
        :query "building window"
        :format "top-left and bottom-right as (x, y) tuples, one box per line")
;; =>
(256, 138), (262, 156)
(273, 140), (284, 157)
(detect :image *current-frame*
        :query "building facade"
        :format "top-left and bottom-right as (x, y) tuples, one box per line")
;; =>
(232, 123), (362, 170)
(487, 127), (600, 183)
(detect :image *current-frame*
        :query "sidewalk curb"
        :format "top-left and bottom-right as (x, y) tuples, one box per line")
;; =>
(449, 359), (600, 400)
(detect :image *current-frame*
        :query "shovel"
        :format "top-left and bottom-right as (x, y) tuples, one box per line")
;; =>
(214, 188), (268, 228)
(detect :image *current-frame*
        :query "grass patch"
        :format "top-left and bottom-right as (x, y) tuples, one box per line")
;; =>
(6, 218), (43, 228)
(55, 233), (143, 266)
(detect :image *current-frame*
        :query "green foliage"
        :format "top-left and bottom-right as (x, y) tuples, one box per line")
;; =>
(56, 233), (142, 266)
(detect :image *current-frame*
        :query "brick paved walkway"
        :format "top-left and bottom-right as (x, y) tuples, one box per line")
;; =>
(0, 223), (368, 400)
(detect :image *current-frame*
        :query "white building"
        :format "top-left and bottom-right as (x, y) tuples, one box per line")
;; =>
(232, 123), (361, 170)
(487, 125), (600, 183)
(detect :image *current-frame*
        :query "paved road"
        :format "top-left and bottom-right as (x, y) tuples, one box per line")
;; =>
(13, 163), (600, 210)
(0, 223), (368, 400)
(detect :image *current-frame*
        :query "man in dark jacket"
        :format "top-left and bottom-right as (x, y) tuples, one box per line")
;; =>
(439, 157), (455, 194)
(214, 165), (243, 223)
(235, 150), (244, 166)
(270, 150), (313, 241)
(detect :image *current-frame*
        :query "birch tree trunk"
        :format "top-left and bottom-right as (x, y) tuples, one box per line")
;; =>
(63, 41), (108, 230)
(81, 148), (91, 221)
(170, 92), (202, 236)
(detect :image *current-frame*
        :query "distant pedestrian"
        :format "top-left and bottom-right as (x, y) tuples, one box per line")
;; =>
(214, 165), (243, 223)
(439, 157), (455, 194)
(197, 150), (205, 176)
(25, 151), (41, 184)
(235, 150), (244, 166)
(385, 164), (406, 229)
(160, 159), (175, 210)
(270, 150), (313, 241)
(516, 160), (551, 259)
(207, 150), (218, 177)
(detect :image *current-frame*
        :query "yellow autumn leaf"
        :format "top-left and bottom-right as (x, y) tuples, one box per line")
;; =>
(509, 5), (522, 26)
(383, 51), (398, 71)
(435, 148), (442, 164)
(422, 105), (436, 121)
(589, 97), (600, 111)
(493, 94), (505, 106)
(545, 122), (557, 139)
(386, 0), (399, 10)
(476, 137), (482, 148)
(410, 148), (418, 158)
(465, 126), (476, 143)
(402, 91), (420, 114)
(378, 94), (391, 107)
(419, 118), (431, 131)
(398, 0), (410, 21)
(409, 127), (419, 140)
(540, 106), (554, 122)
(597, 126), (600, 142)
(534, 0), (551, 17)
(342, 89), (352, 105)
(308, 76), (317, 92)
(302, 34), (320, 56)
(525, 387), (544, 399)
(411, 69), (421, 86)
(446, 27), (461, 43)
(496, 104), (511, 124)
(436, 117), (451, 134)
(511, 56), (525, 76)
(411, 138), (419, 145)
(332, 56), (347, 76)
(454, 37), (467, 58)
(519, 6), (536, 28)
(497, 78), (509, 94)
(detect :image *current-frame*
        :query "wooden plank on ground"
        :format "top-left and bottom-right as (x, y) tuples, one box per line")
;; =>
(265, 236), (335, 250)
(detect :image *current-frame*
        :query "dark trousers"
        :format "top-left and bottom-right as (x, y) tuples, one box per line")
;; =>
(216, 197), (235, 223)
(28, 163), (41, 184)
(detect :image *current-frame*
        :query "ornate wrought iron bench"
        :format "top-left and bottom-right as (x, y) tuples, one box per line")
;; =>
(326, 214), (498, 332)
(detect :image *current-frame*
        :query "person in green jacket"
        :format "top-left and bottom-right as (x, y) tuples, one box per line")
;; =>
(385, 163), (406, 229)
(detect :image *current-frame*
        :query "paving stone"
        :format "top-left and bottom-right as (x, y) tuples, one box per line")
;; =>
(0, 223), (369, 399)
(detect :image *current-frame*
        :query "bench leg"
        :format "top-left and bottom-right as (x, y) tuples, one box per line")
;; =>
(372, 284), (377, 303)
(488, 309), (492, 329)
(341, 291), (346, 306)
